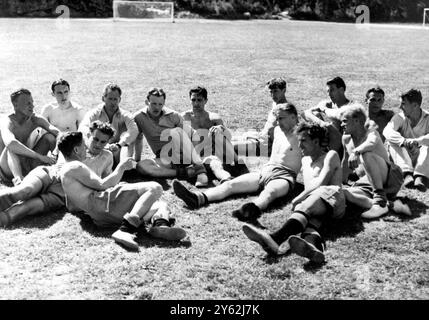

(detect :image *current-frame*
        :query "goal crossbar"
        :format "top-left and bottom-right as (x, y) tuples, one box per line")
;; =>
(113, 1), (174, 22)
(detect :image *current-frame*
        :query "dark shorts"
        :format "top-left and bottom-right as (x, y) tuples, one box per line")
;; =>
(307, 185), (346, 219)
(31, 165), (65, 211)
(351, 162), (403, 200)
(86, 184), (141, 228)
(258, 163), (296, 190)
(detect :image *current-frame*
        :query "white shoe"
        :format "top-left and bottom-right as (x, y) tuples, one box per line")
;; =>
(112, 230), (139, 251)
(361, 204), (389, 219)
(392, 199), (412, 216)
(195, 173), (208, 188)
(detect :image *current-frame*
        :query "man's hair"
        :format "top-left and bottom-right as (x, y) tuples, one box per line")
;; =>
(103, 83), (122, 97)
(57, 131), (83, 158)
(326, 76), (346, 91)
(189, 86), (208, 100)
(274, 102), (298, 117)
(89, 120), (115, 138)
(401, 88), (422, 106)
(266, 78), (287, 90)
(147, 87), (166, 101)
(51, 79), (70, 93)
(10, 88), (31, 104)
(366, 86), (385, 98)
(295, 121), (328, 146)
(340, 103), (367, 123)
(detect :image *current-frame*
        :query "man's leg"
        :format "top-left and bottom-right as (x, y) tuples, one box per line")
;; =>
(0, 197), (46, 227)
(343, 187), (372, 209)
(137, 158), (177, 178)
(387, 143), (414, 187)
(288, 225), (325, 264)
(1, 148), (25, 185)
(173, 172), (260, 209)
(414, 146), (429, 191)
(203, 155), (231, 182)
(359, 152), (389, 218)
(28, 133), (57, 169)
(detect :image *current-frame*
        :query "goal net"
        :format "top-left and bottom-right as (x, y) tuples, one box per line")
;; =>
(113, 1), (174, 22)
(424, 8), (429, 26)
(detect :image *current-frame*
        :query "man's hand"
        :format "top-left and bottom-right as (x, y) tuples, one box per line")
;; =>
(107, 143), (120, 153)
(38, 154), (57, 165)
(348, 151), (360, 170)
(403, 139), (419, 150)
(118, 157), (137, 172)
(209, 125), (225, 136)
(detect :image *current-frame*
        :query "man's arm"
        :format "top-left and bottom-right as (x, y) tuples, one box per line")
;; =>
(66, 158), (135, 191)
(292, 150), (341, 206)
(383, 114), (406, 146)
(78, 109), (95, 139)
(341, 136), (352, 184)
(117, 111), (139, 147)
(134, 133), (144, 162)
(259, 109), (277, 139)
(40, 104), (52, 122)
(33, 115), (60, 137)
(0, 118), (51, 162)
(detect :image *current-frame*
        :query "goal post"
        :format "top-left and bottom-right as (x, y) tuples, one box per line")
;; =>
(113, 1), (175, 22)
(423, 8), (429, 26)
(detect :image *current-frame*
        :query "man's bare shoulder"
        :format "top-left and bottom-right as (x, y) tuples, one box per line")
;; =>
(325, 149), (341, 163)
(208, 111), (223, 122)
(182, 110), (193, 120)
(61, 160), (87, 176)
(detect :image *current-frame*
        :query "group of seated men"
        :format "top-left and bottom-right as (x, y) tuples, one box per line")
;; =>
(0, 76), (427, 263)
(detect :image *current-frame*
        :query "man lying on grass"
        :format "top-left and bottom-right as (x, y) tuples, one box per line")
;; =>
(57, 131), (186, 251)
(0, 121), (115, 227)
(182, 85), (248, 183)
(0, 88), (59, 186)
(340, 104), (410, 219)
(173, 103), (302, 224)
(242, 121), (344, 264)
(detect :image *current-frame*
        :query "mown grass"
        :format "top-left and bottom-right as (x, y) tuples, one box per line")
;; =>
(0, 18), (428, 300)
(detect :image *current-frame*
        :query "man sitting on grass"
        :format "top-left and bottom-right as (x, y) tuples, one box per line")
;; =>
(340, 104), (409, 219)
(0, 121), (115, 227)
(0, 88), (59, 186)
(383, 89), (429, 191)
(233, 77), (288, 158)
(242, 121), (344, 264)
(173, 103), (301, 223)
(182, 85), (248, 183)
(365, 86), (394, 142)
(133, 87), (209, 187)
(57, 131), (186, 251)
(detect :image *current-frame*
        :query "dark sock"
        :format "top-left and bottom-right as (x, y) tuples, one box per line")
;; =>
(153, 218), (170, 228)
(232, 202), (262, 221)
(119, 219), (138, 234)
(270, 218), (305, 244)
(373, 189), (387, 207)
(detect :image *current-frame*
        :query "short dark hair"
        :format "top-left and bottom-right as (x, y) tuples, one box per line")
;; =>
(189, 86), (208, 100)
(326, 77), (346, 91)
(10, 88), (31, 104)
(51, 79), (70, 93)
(295, 121), (328, 147)
(274, 102), (298, 117)
(147, 87), (166, 101)
(57, 131), (83, 158)
(89, 121), (115, 138)
(401, 88), (422, 106)
(103, 83), (122, 97)
(266, 78), (287, 90)
(366, 86), (385, 99)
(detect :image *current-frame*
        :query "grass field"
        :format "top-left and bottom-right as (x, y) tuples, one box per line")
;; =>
(0, 18), (428, 300)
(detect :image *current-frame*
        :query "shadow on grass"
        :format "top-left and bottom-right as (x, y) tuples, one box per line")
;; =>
(395, 196), (428, 220)
(5, 209), (66, 230)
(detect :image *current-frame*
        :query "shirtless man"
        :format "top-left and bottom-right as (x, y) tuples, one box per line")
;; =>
(365, 86), (394, 142)
(41, 79), (86, 132)
(243, 121), (345, 264)
(79, 83), (138, 166)
(340, 104), (408, 219)
(182, 86), (248, 183)
(173, 103), (302, 222)
(0, 121), (115, 226)
(57, 131), (187, 251)
(0, 88), (59, 186)
(133, 87), (209, 187)
(302, 76), (352, 153)
(233, 78), (288, 158)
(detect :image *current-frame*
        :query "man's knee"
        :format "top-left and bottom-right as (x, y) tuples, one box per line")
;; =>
(40, 133), (57, 149)
(146, 182), (163, 198)
(137, 159), (157, 174)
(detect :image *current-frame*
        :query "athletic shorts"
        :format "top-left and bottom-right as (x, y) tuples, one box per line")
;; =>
(300, 185), (346, 219)
(258, 163), (296, 190)
(86, 184), (141, 228)
(31, 165), (65, 211)
(351, 162), (403, 200)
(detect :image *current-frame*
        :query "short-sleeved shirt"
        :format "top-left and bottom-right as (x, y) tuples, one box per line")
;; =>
(79, 104), (138, 146)
(133, 107), (184, 155)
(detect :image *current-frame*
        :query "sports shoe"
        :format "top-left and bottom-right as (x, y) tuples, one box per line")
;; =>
(172, 179), (204, 209)
(112, 229), (139, 251)
(232, 202), (262, 222)
(361, 204), (389, 219)
(288, 235), (325, 264)
(403, 174), (414, 189)
(0, 211), (12, 227)
(195, 173), (209, 188)
(392, 199), (412, 216)
(0, 191), (15, 212)
(414, 176), (427, 192)
(242, 224), (279, 255)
